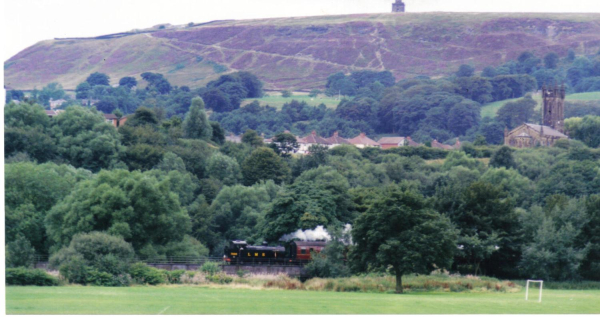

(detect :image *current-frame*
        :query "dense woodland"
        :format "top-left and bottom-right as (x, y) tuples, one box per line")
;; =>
(5, 50), (600, 287)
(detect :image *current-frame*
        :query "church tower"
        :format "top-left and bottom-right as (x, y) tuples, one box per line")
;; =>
(542, 84), (565, 133)
(392, 0), (405, 12)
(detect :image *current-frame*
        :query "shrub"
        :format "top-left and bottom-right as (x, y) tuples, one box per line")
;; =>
(200, 261), (221, 275)
(6, 267), (59, 286)
(206, 272), (233, 284)
(263, 274), (304, 290)
(128, 262), (166, 285)
(166, 270), (186, 284)
(6, 235), (36, 268)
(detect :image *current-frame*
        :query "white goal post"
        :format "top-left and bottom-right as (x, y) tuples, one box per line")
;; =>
(525, 280), (543, 302)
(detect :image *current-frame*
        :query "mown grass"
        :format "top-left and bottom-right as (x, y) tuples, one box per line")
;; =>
(241, 93), (341, 109)
(480, 91), (600, 118)
(6, 286), (600, 314)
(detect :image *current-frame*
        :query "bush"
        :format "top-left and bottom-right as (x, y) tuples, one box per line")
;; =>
(128, 262), (166, 285)
(6, 267), (59, 286)
(206, 272), (233, 284)
(6, 235), (36, 268)
(166, 270), (186, 284)
(200, 261), (221, 275)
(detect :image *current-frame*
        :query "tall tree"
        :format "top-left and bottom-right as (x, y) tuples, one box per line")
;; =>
(350, 185), (457, 293)
(242, 147), (290, 186)
(183, 97), (212, 140)
(86, 72), (110, 86)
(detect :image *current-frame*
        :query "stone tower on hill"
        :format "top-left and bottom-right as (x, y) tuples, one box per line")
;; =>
(392, 0), (406, 12)
(542, 84), (566, 133)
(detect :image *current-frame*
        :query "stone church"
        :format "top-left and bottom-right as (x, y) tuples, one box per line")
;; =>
(504, 85), (568, 148)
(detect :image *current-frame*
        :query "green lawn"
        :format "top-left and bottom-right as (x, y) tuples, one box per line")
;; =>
(241, 93), (341, 110)
(480, 92), (600, 118)
(6, 286), (600, 314)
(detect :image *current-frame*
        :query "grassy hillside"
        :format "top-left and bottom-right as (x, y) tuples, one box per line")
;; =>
(241, 92), (340, 109)
(480, 92), (600, 118)
(5, 13), (600, 90)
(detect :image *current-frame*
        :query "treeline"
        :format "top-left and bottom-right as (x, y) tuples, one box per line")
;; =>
(7, 49), (600, 145)
(5, 93), (600, 284)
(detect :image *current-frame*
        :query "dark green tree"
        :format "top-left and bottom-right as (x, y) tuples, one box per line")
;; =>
(86, 72), (110, 86)
(350, 185), (457, 293)
(119, 76), (138, 89)
(241, 129), (264, 147)
(242, 147), (290, 185)
(490, 146), (517, 169)
(269, 132), (299, 156)
(456, 64), (475, 77)
(183, 97), (212, 140)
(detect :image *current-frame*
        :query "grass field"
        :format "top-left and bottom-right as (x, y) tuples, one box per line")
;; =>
(480, 92), (600, 118)
(241, 92), (341, 110)
(6, 286), (600, 314)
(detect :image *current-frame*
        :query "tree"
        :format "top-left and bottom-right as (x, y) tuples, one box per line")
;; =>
(210, 121), (226, 145)
(52, 106), (124, 171)
(49, 232), (135, 283)
(564, 116), (600, 148)
(496, 96), (537, 129)
(262, 166), (353, 241)
(241, 129), (264, 147)
(6, 235), (36, 268)
(4, 101), (57, 162)
(350, 186), (457, 293)
(578, 195), (600, 280)
(6, 162), (91, 255)
(456, 64), (475, 77)
(202, 88), (233, 112)
(281, 90), (292, 98)
(119, 76), (138, 89)
(206, 152), (242, 185)
(183, 97), (212, 140)
(45, 169), (191, 253)
(544, 52), (560, 69)
(269, 132), (299, 156)
(211, 181), (279, 242)
(75, 82), (92, 99)
(520, 198), (589, 281)
(490, 146), (517, 169)
(242, 147), (290, 185)
(86, 72), (110, 86)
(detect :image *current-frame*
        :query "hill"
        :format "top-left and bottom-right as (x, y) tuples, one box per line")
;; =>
(5, 12), (600, 90)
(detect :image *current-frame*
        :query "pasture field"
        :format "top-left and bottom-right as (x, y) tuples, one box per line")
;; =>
(6, 286), (600, 314)
(480, 91), (600, 118)
(241, 93), (341, 110)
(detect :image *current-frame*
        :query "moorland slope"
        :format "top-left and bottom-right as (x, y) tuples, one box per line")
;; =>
(5, 12), (600, 90)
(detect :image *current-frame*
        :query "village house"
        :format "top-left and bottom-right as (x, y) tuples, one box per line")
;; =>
(49, 98), (67, 109)
(103, 113), (119, 127)
(431, 138), (461, 150)
(347, 132), (380, 148)
(325, 131), (351, 148)
(378, 136), (421, 149)
(297, 131), (332, 154)
(226, 133), (242, 143)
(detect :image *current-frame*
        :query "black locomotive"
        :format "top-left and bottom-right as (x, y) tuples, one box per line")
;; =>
(223, 240), (327, 264)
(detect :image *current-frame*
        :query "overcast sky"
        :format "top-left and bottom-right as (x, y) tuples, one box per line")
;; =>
(3, 0), (600, 62)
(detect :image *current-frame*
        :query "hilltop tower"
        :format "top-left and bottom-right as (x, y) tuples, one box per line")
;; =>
(392, 0), (406, 12)
(542, 84), (566, 133)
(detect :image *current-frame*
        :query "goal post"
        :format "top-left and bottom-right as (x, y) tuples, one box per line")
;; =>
(525, 280), (543, 302)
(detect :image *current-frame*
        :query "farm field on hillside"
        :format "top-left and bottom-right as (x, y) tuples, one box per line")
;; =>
(6, 286), (600, 314)
(480, 92), (600, 118)
(241, 93), (341, 109)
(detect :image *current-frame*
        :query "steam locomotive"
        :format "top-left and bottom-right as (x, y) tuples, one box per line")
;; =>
(223, 240), (327, 264)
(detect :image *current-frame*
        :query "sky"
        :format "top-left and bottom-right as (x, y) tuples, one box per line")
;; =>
(4, 0), (600, 62)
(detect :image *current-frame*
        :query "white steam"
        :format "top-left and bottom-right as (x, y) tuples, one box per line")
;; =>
(279, 224), (353, 243)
